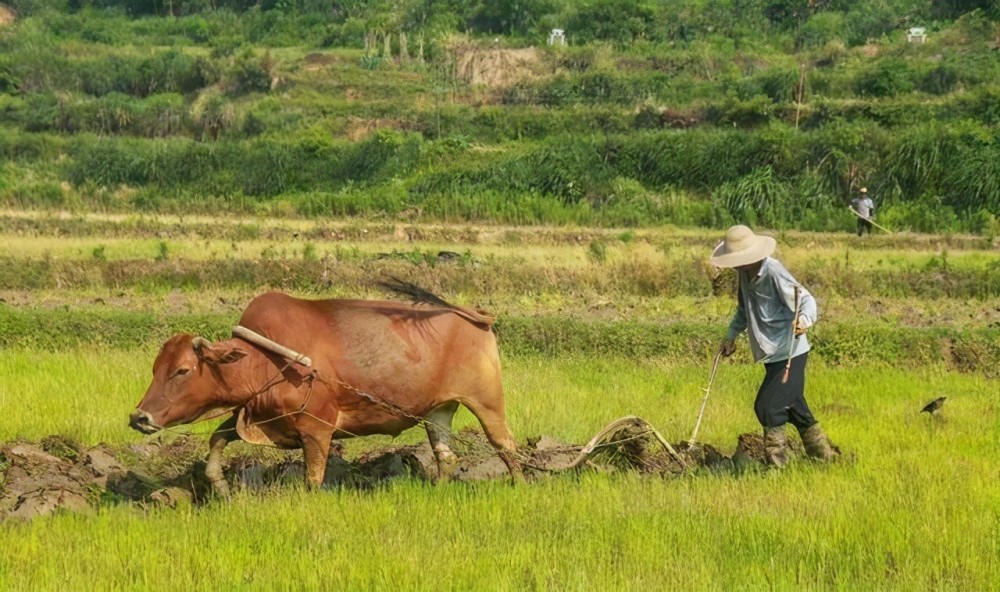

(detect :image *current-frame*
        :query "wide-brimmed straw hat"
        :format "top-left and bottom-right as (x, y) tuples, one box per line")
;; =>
(709, 225), (776, 268)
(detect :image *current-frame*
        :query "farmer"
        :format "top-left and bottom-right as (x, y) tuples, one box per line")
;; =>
(711, 225), (839, 467)
(851, 187), (875, 236)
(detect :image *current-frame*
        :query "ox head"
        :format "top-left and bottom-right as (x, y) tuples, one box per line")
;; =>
(129, 334), (247, 434)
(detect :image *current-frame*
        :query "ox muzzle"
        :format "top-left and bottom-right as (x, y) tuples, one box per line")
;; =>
(128, 409), (162, 435)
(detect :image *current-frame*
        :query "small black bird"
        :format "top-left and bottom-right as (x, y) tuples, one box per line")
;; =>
(921, 396), (947, 414)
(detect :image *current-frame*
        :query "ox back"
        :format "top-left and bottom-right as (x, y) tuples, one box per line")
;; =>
(237, 291), (503, 438)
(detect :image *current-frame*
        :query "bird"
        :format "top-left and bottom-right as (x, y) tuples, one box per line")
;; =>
(921, 396), (947, 414)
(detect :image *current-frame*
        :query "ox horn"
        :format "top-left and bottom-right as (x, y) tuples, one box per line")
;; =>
(191, 336), (213, 353)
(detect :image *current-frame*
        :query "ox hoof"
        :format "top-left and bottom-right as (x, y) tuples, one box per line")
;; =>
(209, 478), (231, 500)
(433, 454), (459, 484)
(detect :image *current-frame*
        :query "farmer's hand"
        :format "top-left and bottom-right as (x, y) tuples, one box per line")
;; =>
(795, 315), (812, 336)
(719, 338), (737, 357)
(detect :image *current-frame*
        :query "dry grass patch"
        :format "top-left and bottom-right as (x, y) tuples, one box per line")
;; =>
(451, 42), (544, 89)
(0, 4), (14, 26)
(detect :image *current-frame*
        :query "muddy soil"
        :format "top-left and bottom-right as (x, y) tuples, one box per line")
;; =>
(0, 428), (793, 522)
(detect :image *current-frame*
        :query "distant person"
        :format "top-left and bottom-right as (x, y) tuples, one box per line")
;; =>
(851, 187), (875, 236)
(711, 225), (839, 467)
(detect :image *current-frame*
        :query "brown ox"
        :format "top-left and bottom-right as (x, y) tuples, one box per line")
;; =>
(129, 287), (522, 496)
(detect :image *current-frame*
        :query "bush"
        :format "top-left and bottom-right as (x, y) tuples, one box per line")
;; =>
(919, 63), (959, 95)
(566, 0), (656, 45)
(844, 2), (912, 46)
(229, 50), (272, 94)
(0, 131), (64, 162)
(321, 17), (366, 48)
(880, 196), (960, 233)
(797, 11), (846, 49)
(0, 57), (19, 95)
(73, 51), (211, 97)
(854, 58), (915, 98)
(713, 166), (790, 228)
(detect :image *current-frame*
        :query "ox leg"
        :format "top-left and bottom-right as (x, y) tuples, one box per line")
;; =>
(301, 428), (335, 490)
(425, 402), (460, 483)
(206, 415), (239, 499)
(463, 399), (524, 484)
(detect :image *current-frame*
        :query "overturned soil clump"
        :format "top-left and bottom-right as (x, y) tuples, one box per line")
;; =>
(0, 427), (805, 522)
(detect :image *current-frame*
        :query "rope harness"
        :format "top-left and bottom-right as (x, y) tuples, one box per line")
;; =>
(154, 329), (688, 474)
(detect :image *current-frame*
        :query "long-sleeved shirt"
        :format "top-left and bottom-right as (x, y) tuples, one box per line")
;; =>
(726, 257), (818, 364)
(852, 197), (875, 218)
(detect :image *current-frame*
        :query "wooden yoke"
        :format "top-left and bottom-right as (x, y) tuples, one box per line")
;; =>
(232, 325), (313, 367)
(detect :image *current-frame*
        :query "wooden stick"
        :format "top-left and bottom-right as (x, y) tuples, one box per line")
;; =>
(848, 206), (894, 233)
(782, 286), (801, 385)
(688, 349), (723, 446)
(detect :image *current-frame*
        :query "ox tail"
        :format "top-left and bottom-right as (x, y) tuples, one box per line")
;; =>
(377, 277), (495, 326)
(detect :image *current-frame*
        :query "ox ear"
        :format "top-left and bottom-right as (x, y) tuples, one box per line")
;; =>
(192, 337), (247, 365)
(214, 348), (248, 364)
(199, 346), (248, 365)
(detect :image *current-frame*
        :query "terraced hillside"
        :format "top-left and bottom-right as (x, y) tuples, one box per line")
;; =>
(2, 2), (1000, 231)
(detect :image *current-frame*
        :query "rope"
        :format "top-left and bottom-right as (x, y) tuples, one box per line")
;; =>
(150, 338), (690, 475)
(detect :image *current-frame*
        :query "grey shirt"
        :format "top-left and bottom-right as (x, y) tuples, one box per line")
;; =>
(726, 257), (818, 364)
(852, 197), (874, 218)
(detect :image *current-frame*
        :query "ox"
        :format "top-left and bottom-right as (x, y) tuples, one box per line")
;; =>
(129, 285), (522, 496)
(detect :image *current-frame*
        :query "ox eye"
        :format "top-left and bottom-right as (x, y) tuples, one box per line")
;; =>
(171, 368), (190, 379)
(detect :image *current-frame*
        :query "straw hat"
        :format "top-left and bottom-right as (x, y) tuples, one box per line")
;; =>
(859, 187), (868, 193)
(709, 225), (776, 268)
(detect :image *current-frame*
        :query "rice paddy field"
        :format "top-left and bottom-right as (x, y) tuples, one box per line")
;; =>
(0, 211), (999, 590)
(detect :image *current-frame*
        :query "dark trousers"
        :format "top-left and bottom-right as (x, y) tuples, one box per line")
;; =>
(857, 218), (873, 236)
(754, 352), (817, 430)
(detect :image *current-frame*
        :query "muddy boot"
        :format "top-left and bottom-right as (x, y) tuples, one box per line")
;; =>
(798, 423), (840, 462)
(763, 427), (789, 468)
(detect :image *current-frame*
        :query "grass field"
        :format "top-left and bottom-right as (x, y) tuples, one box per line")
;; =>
(1, 215), (998, 590)
(3, 2), (1000, 586)
(0, 353), (998, 589)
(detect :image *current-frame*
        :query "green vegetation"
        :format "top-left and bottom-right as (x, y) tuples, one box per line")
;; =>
(2, 2), (1000, 231)
(1, 352), (998, 589)
(1, 2), (999, 588)
(0, 214), (998, 588)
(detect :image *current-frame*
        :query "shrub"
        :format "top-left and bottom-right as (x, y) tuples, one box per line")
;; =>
(797, 11), (846, 49)
(321, 17), (366, 48)
(0, 57), (19, 94)
(229, 50), (272, 94)
(943, 143), (1000, 213)
(843, 2), (911, 46)
(566, 0), (656, 45)
(713, 166), (790, 228)
(854, 58), (915, 98)
(880, 196), (960, 233)
(919, 63), (959, 95)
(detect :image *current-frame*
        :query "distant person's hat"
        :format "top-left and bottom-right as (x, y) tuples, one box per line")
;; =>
(860, 187), (868, 193)
(709, 225), (776, 268)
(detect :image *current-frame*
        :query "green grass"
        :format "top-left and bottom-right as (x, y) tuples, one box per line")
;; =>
(0, 351), (998, 589)
(0, 212), (996, 588)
